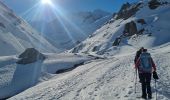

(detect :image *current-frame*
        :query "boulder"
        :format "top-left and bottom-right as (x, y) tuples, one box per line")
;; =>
(148, 0), (161, 9)
(123, 21), (138, 36)
(16, 48), (46, 64)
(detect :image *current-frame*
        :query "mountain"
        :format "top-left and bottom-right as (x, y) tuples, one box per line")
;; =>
(0, 1), (60, 56)
(30, 9), (112, 49)
(1, 0), (170, 100)
(70, 0), (170, 56)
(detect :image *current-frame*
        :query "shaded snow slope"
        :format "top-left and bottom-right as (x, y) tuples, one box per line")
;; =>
(9, 45), (170, 100)
(0, 1), (59, 56)
(0, 53), (93, 99)
(70, 1), (170, 55)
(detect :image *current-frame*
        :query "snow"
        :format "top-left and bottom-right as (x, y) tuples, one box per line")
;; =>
(42, 53), (93, 74)
(0, 53), (93, 99)
(8, 46), (170, 100)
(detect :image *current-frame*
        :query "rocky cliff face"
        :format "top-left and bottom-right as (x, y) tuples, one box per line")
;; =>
(116, 2), (141, 20)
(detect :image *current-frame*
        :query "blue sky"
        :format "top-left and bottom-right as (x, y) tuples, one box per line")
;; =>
(2, 0), (138, 15)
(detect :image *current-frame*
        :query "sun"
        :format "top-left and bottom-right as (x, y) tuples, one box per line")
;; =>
(41, 0), (52, 5)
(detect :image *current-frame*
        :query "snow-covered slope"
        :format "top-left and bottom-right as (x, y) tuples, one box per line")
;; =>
(0, 1), (60, 56)
(70, 0), (170, 56)
(0, 53), (93, 99)
(1, 1), (170, 100)
(30, 9), (112, 49)
(8, 43), (170, 100)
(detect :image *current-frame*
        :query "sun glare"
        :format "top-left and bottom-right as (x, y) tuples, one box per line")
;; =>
(41, 0), (52, 5)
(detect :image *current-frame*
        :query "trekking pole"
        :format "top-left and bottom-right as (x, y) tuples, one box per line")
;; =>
(135, 69), (137, 94)
(153, 71), (159, 100)
(155, 79), (157, 100)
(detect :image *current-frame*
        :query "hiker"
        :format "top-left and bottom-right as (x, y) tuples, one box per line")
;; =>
(134, 47), (144, 81)
(135, 49), (156, 99)
(134, 47), (144, 64)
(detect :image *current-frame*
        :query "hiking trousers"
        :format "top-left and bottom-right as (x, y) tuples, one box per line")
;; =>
(139, 73), (152, 97)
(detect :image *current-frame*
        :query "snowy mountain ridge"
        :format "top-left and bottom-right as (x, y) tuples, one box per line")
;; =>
(70, 0), (170, 56)
(0, 1), (60, 56)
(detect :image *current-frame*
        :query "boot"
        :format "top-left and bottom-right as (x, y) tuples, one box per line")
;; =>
(148, 94), (152, 99)
(141, 94), (147, 99)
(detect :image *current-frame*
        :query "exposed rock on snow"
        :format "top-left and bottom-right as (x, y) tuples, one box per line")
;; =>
(148, 0), (161, 9)
(123, 21), (138, 36)
(16, 48), (45, 65)
(113, 37), (121, 46)
(116, 2), (141, 20)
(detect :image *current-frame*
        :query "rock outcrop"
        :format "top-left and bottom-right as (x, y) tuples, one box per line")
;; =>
(148, 0), (161, 9)
(123, 21), (138, 36)
(113, 37), (121, 46)
(116, 2), (141, 20)
(16, 48), (46, 64)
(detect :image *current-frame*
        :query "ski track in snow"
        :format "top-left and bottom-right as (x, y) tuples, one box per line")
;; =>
(9, 50), (170, 100)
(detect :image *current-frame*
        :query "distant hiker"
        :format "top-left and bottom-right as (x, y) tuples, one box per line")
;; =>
(135, 49), (156, 99)
(134, 47), (144, 64)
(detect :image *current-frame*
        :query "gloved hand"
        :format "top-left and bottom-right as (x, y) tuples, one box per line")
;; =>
(153, 71), (159, 80)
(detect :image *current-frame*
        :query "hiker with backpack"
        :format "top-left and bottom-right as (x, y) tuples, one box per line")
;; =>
(134, 47), (144, 83)
(135, 49), (157, 99)
(134, 47), (144, 64)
